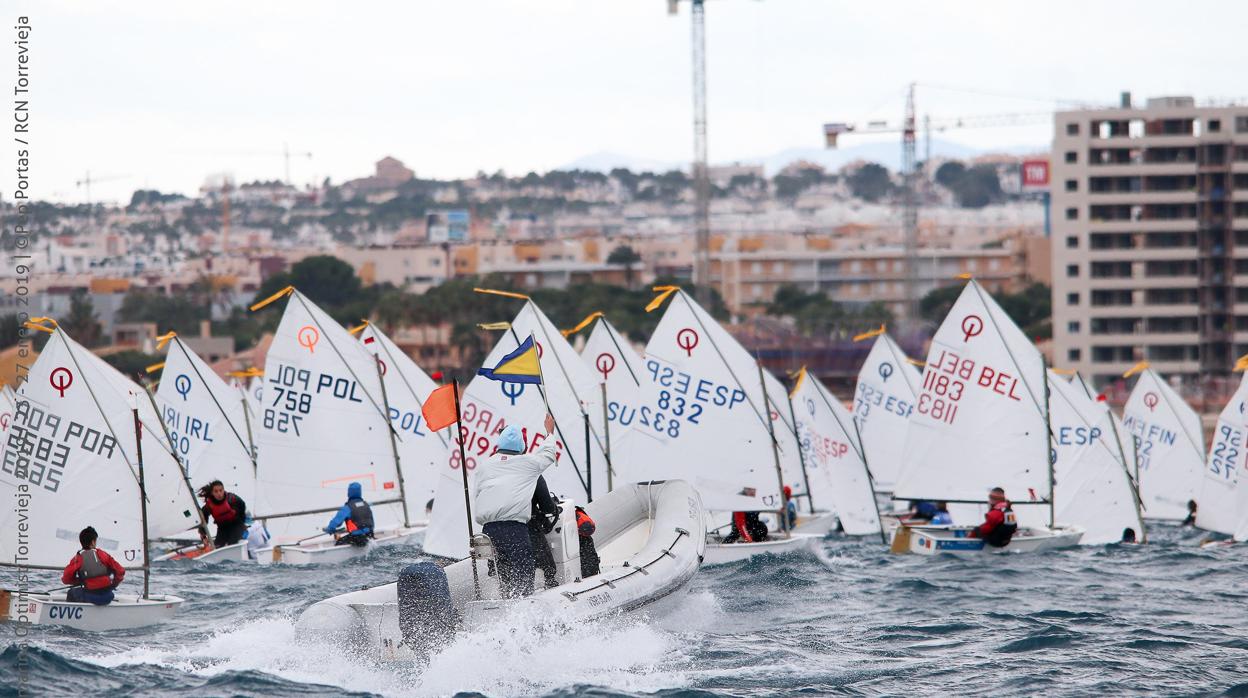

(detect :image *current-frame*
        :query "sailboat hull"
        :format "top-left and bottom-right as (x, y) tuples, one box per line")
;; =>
(2, 591), (183, 631)
(155, 541), (250, 563)
(894, 525), (1085, 556)
(294, 481), (705, 662)
(792, 511), (839, 537)
(256, 526), (425, 566)
(702, 532), (820, 565)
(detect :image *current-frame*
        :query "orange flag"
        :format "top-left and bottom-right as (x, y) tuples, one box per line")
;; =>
(422, 383), (459, 432)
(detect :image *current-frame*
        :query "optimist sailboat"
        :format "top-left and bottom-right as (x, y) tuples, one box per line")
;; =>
(248, 288), (423, 565)
(0, 325), (187, 629)
(1195, 372), (1248, 540)
(1039, 370), (1146, 545)
(1121, 364), (1205, 521)
(852, 330), (921, 494)
(891, 280), (1084, 555)
(149, 334), (261, 562)
(630, 287), (824, 564)
(352, 321), (446, 524)
(789, 367), (886, 541)
(422, 291), (610, 560)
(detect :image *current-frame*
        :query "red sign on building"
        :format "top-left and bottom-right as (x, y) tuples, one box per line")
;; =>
(1021, 159), (1050, 191)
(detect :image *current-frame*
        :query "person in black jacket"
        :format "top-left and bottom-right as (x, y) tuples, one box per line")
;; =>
(527, 476), (560, 589)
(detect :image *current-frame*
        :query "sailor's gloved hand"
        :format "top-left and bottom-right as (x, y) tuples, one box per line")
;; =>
(323, 526), (336, 534)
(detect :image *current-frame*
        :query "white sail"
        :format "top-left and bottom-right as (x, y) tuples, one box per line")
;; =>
(423, 299), (609, 559)
(790, 368), (880, 536)
(155, 336), (256, 504)
(578, 316), (655, 486)
(895, 280), (1050, 506)
(0, 330), (196, 569)
(627, 289), (800, 513)
(358, 322), (447, 524)
(1042, 370), (1143, 544)
(254, 291), (408, 539)
(1197, 373), (1248, 536)
(1121, 368), (1204, 521)
(852, 332), (921, 492)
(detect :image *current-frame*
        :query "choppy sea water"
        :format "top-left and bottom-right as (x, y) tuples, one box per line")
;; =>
(2, 522), (1245, 697)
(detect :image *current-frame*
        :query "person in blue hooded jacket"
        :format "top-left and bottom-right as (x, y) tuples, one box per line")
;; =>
(324, 482), (375, 546)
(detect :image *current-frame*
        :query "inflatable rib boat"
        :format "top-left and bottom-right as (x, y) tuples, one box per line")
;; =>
(296, 480), (705, 661)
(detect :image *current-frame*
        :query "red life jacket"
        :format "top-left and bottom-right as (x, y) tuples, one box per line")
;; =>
(733, 511), (754, 543)
(575, 507), (596, 537)
(206, 493), (239, 525)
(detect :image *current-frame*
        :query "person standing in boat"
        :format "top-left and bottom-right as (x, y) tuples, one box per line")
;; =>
(783, 486), (798, 530)
(61, 526), (126, 605)
(528, 475), (560, 589)
(198, 480), (248, 549)
(324, 482), (375, 546)
(474, 414), (559, 598)
(967, 487), (1017, 547)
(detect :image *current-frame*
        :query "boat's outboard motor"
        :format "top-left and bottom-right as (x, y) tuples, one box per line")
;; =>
(398, 562), (456, 651)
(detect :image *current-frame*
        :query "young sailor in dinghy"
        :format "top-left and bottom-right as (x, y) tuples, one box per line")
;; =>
(968, 488), (1018, 547)
(474, 414), (558, 598)
(198, 480), (248, 548)
(723, 511), (770, 543)
(324, 482), (375, 546)
(576, 506), (601, 578)
(62, 527), (125, 606)
(931, 503), (953, 525)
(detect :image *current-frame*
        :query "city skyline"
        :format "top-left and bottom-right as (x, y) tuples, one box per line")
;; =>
(5, 0), (1245, 205)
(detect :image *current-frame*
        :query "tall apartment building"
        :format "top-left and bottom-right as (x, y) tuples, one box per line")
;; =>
(1051, 96), (1248, 387)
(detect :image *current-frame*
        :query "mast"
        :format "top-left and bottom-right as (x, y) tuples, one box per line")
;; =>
(143, 385), (207, 531)
(851, 416), (889, 545)
(132, 406), (151, 600)
(601, 382), (612, 492)
(1104, 396), (1147, 543)
(1042, 357), (1055, 529)
(786, 373), (815, 514)
(375, 355), (411, 527)
(239, 390), (257, 467)
(757, 360), (789, 536)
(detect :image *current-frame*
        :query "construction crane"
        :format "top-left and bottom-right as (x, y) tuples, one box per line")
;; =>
(75, 171), (131, 207)
(822, 85), (1052, 327)
(280, 143), (313, 185)
(668, 0), (711, 306)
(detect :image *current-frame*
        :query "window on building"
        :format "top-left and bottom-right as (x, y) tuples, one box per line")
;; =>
(1065, 179), (1078, 192)
(1237, 116), (1248, 133)
(1066, 123), (1080, 136)
(1065, 207), (1079, 220)
(1065, 151), (1077, 163)
(1068, 321), (1081, 333)
(751, 262), (762, 274)
(1066, 236), (1078, 248)
(1209, 119), (1222, 133)
(1066, 264), (1079, 277)
(1068, 348), (1082, 362)
(1067, 292), (1080, 305)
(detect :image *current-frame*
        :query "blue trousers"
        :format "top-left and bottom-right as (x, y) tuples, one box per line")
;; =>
(483, 520), (534, 598)
(66, 586), (114, 605)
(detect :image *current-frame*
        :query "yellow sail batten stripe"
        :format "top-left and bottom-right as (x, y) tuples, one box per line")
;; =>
(156, 331), (177, 350)
(249, 285), (294, 312)
(226, 367), (264, 378)
(645, 285), (680, 313)
(29, 316), (58, 327)
(478, 321), (512, 331)
(23, 322), (54, 334)
(853, 324), (886, 342)
(906, 358), (926, 367)
(348, 320), (370, 335)
(955, 272), (973, 280)
(1051, 367), (1076, 375)
(473, 287), (530, 300)
(145, 362), (166, 374)
(561, 311), (603, 338)
(789, 366), (807, 399)
(1122, 361), (1150, 379)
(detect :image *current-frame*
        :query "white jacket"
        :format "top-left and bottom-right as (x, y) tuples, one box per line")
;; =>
(473, 439), (559, 525)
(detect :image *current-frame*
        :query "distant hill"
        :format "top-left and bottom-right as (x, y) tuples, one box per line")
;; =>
(561, 139), (1047, 176)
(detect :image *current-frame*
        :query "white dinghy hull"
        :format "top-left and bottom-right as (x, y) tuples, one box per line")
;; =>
(2, 591), (183, 631)
(792, 511), (839, 537)
(702, 532), (819, 565)
(295, 480), (705, 661)
(256, 526), (424, 566)
(893, 524), (1085, 556)
(155, 541), (249, 563)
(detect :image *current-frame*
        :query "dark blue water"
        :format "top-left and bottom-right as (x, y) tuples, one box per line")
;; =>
(3, 523), (1245, 697)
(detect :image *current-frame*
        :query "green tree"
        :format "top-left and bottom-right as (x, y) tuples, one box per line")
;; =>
(606, 245), (642, 288)
(254, 255), (363, 311)
(118, 290), (209, 336)
(934, 161), (967, 189)
(99, 350), (162, 382)
(846, 163), (894, 202)
(62, 290), (103, 347)
(920, 281), (1051, 338)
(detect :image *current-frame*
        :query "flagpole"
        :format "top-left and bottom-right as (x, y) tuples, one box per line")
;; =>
(452, 379), (481, 600)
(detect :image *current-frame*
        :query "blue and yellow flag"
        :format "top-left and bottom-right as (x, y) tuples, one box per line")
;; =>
(477, 336), (543, 384)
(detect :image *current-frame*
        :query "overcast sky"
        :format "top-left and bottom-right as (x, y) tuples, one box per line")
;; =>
(5, 0), (1245, 204)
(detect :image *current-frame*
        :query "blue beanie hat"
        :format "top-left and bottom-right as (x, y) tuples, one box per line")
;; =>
(497, 425), (525, 454)
(347, 482), (362, 499)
